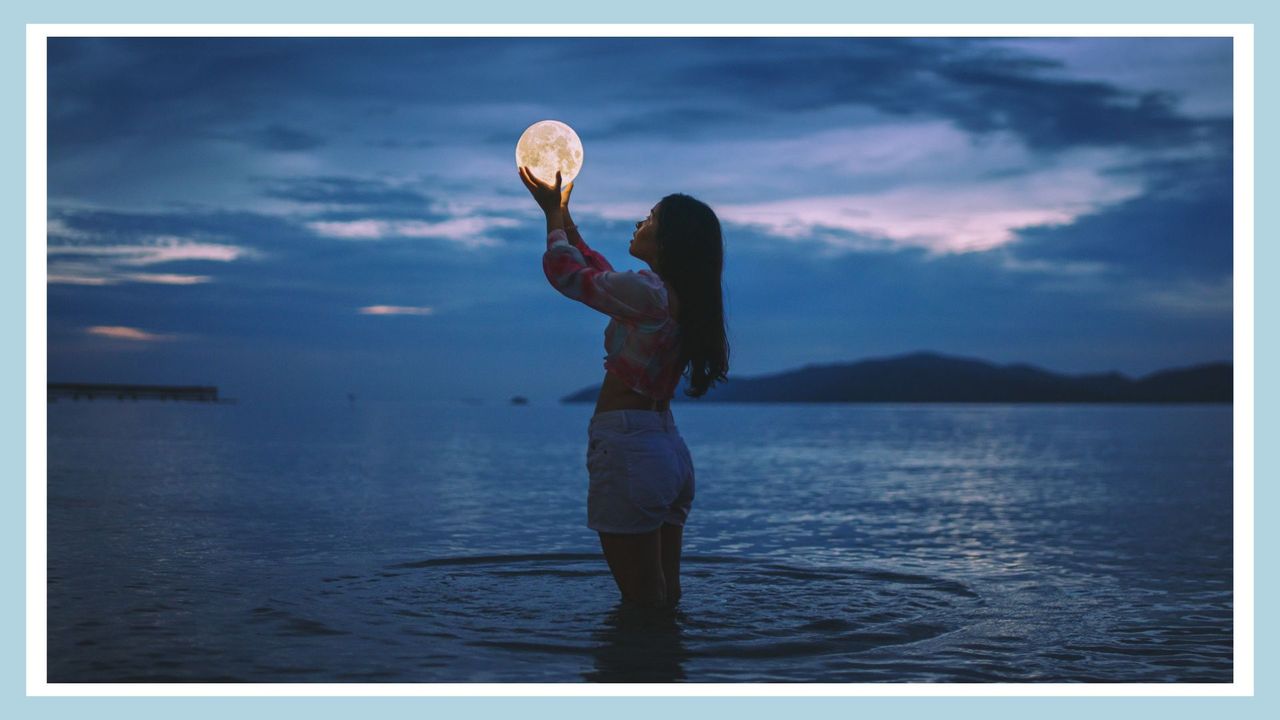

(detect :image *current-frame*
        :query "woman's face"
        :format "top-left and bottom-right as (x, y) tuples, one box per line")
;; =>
(629, 202), (660, 265)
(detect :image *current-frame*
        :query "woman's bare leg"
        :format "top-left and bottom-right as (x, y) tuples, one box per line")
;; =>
(659, 523), (683, 605)
(598, 528), (666, 606)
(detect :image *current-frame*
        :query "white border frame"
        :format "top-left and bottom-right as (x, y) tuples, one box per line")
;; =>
(26, 22), (1255, 697)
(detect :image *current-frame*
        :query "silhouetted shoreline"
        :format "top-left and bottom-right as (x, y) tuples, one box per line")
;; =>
(48, 382), (235, 404)
(561, 351), (1232, 404)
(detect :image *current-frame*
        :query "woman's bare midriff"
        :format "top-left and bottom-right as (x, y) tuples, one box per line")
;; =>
(593, 280), (680, 415)
(592, 282), (679, 417)
(593, 371), (671, 415)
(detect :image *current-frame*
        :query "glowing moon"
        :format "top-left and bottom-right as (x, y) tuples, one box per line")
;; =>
(515, 120), (583, 186)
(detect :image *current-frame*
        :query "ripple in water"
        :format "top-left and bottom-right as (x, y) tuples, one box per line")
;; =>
(49, 549), (1231, 682)
(301, 553), (986, 682)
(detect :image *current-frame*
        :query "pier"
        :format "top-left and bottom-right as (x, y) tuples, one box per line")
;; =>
(48, 383), (234, 403)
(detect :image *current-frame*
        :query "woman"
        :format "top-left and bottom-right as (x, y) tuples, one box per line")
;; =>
(518, 166), (729, 607)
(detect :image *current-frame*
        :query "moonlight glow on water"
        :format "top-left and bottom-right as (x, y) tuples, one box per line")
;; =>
(515, 120), (583, 185)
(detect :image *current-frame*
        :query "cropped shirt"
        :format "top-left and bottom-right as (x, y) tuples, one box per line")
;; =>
(543, 227), (683, 401)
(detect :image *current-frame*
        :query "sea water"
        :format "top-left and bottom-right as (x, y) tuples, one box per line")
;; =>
(46, 401), (1233, 682)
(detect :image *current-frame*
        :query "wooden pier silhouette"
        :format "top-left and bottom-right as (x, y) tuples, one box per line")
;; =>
(48, 383), (235, 403)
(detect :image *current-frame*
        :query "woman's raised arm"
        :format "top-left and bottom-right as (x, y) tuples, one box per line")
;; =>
(562, 206), (613, 273)
(543, 230), (667, 325)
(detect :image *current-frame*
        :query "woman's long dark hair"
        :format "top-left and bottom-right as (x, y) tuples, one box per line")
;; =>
(655, 193), (729, 398)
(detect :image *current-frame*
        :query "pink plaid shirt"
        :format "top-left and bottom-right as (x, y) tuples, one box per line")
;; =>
(543, 227), (683, 401)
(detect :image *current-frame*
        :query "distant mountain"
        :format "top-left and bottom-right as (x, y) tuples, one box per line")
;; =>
(559, 351), (1232, 404)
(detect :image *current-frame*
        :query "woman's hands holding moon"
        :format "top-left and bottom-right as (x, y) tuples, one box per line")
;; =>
(519, 166), (574, 214)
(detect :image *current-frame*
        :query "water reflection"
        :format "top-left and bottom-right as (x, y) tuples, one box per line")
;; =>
(585, 601), (690, 682)
(48, 402), (1234, 682)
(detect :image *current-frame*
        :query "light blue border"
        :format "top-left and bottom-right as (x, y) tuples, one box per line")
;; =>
(6, 1), (1268, 717)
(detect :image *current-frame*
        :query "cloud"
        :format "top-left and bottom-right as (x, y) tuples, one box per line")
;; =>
(46, 270), (111, 286)
(305, 219), (389, 239)
(258, 175), (433, 212)
(665, 37), (1226, 153)
(1005, 177), (1232, 283)
(739, 167), (1140, 255)
(47, 218), (94, 240)
(117, 272), (212, 285)
(43, 204), (549, 333)
(995, 255), (1115, 278)
(932, 58), (1210, 152)
(358, 305), (435, 315)
(582, 144), (1144, 257)
(306, 216), (518, 249)
(85, 325), (177, 342)
(48, 261), (215, 286)
(47, 237), (251, 265)
(47, 231), (256, 285)
(1129, 276), (1233, 317)
(980, 38), (1233, 119)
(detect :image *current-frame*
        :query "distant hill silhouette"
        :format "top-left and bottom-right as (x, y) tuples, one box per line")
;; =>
(560, 351), (1232, 404)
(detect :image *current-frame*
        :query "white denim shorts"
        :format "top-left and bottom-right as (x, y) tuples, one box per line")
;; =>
(585, 409), (695, 534)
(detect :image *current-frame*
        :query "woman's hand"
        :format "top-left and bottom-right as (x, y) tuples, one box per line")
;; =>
(559, 178), (574, 210)
(518, 166), (567, 215)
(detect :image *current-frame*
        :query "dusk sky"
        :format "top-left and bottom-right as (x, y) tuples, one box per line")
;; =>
(45, 36), (1233, 403)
